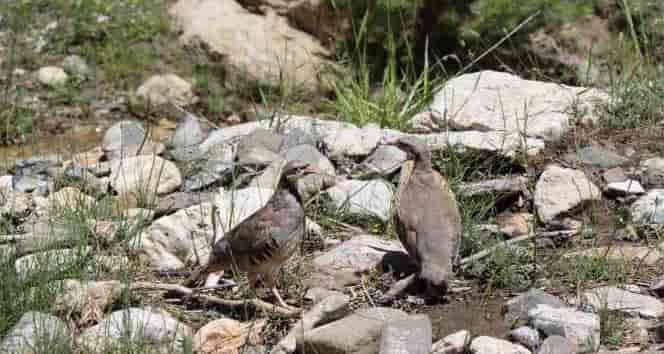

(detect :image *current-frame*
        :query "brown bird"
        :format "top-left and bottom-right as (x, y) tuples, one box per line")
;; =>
(184, 160), (311, 310)
(381, 137), (462, 302)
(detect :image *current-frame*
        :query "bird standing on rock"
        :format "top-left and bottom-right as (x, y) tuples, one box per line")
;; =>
(184, 160), (311, 311)
(381, 137), (462, 302)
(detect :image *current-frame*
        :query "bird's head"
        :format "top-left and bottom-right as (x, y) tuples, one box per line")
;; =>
(389, 137), (431, 167)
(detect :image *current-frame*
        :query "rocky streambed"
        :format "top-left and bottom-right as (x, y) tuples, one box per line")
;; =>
(1, 70), (664, 353)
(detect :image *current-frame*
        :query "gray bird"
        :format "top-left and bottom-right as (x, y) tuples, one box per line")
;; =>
(381, 137), (462, 302)
(185, 160), (311, 310)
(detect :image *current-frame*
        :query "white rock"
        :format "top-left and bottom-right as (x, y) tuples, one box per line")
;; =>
(528, 305), (600, 353)
(169, 0), (334, 91)
(509, 326), (540, 351)
(432, 330), (470, 354)
(299, 307), (410, 354)
(48, 187), (95, 211)
(37, 66), (68, 86)
(642, 157), (664, 187)
(606, 180), (645, 196)
(79, 307), (192, 352)
(584, 286), (664, 319)
(324, 179), (394, 221)
(271, 294), (350, 354)
(15, 248), (89, 281)
(469, 336), (531, 354)
(136, 74), (197, 106)
(361, 145), (408, 176)
(131, 203), (216, 270)
(631, 189), (664, 224)
(534, 165), (601, 223)
(110, 155), (182, 196)
(0, 312), (71, 353)
(429, 70), (609, 141)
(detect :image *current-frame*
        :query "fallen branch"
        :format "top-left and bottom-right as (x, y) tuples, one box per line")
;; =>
(130, 282), (300, 318)
(459, 229), (579, 267)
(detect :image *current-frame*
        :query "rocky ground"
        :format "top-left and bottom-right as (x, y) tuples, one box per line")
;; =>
(2, 1), (664, 354)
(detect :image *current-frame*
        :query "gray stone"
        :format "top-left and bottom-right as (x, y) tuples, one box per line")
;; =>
(469, 336), (531, 354)
(299, 307), (410, 354)
(536, 336), (575, 354)
(606, 180), (645, 196)
(170, 0), (335, 91)
(136, 74), (197, 106)
(169, 114), (205, 149)
(361, 145), (408, 176)
(62, 55), (90, 79)
(324, 179), (394, 222)
(131, 202), (216, 270)
(504, 289), (565, 326)
(79, 307), (192, 352)
(631, 189), (664, 225)
(236, 129), (284, 165)
(102, 120), (146, 158)
(528, 305), (600, 353)
(37, 66), (68, 86)
(109, 155), (182, 196)
(0, 312), (71, 353)
(199, 122), (262, 154)
(296, 173), (337, 202)
(458, 176), (530, 198)
(584, 286), (664, 319)
(509, 326), (540, 351)
(155, 192), (214, 217)
(431, 330), (470, 354)
(379, 315), (432, 354)
(534, 165), (601, 224)
(568, 145), (629, 168)
(15, 248), (89, 281)
(311, 235), (405, 289)
(184, 144), (235, 191)
(271, 294), (350, 354)
(428, 70), (609, 142)
(283, 144), (336, 176)
(170, 145), (205, 162)
(642, 157), (664, 187)
(280, 127), (321, 151)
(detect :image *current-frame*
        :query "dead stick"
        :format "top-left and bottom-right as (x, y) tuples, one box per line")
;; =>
(130, 281), (300, 318)
(459, 229), (579, 267)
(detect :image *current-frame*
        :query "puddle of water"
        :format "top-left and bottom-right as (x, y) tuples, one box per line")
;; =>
(0, 119), (176, 166)
(428, 295), (509, 339)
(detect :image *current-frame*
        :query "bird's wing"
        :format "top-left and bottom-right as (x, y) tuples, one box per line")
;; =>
(225, 195), (303, 267)
(394, 160), (419, 260)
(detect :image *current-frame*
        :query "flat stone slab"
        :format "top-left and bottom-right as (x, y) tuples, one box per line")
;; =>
(584, 286), (664, 319)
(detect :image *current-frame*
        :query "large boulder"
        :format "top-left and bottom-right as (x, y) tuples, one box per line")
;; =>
(299, 307), (410, 354)
(170, 0), (337, 91)
(78, 307), (192, 352)
(428, 70), (609, 141)
(0, 312), (71, 353)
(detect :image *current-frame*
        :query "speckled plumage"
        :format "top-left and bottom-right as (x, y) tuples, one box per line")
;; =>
(185, 160), (308, 309)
